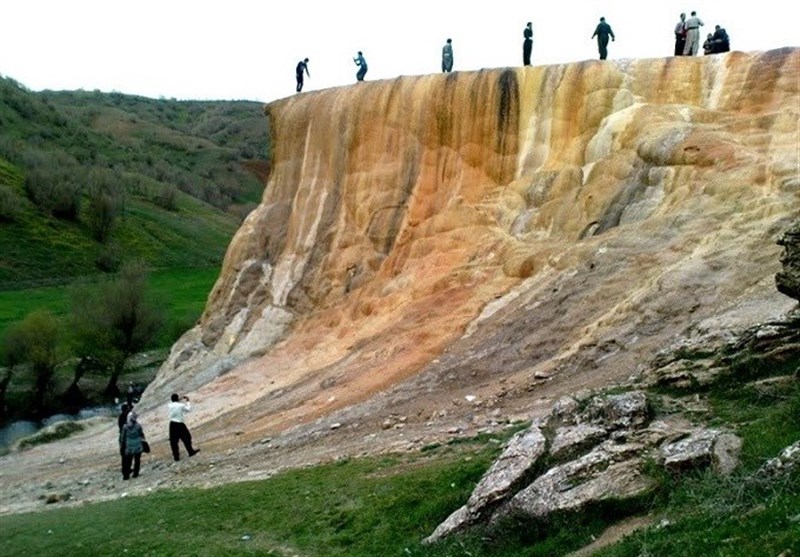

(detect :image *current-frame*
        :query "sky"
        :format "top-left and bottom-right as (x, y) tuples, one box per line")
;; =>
(1, 1), (798, 105)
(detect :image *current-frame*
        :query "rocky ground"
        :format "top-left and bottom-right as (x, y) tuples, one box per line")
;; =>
(0, 357), (595, 517)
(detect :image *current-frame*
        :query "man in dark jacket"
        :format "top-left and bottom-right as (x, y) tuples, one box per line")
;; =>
(711, 25), (730, 53)
(295, 58), (310, 92)
(523, 22), (533, 66)
(591, 17), (615, 60)
(674, 13), (687, 56)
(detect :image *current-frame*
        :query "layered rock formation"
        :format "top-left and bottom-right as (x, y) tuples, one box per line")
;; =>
(141, 48), (799, 453)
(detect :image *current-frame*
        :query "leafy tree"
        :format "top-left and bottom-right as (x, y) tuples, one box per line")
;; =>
(69, 261), (164, 398)
(1, 311), (63, 417)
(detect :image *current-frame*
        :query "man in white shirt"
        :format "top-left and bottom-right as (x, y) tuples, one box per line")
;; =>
(168, 393), (199, 461)
(683, 11), (705, 56)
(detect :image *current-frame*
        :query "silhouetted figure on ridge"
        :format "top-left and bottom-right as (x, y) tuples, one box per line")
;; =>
(354, 51), (368, 82)
(703, 33), (715, 55)
(674, 13), (687, 56)
(591, 17), (615, 60)
(442, 38), (454, 73)
(296, 58), (310, 92)
(711, 25), (730, 53)
(523, 22), (533, 66)
(682, 11), (704, 56)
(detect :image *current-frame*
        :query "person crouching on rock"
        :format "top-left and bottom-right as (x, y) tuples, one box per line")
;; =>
(120, 411), (146, 480)
(168, 393), (199, 461)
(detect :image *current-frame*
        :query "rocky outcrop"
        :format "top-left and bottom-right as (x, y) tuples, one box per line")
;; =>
(777, 219), (800, 302)
(642, 310), (800, 390)
(424, 388), (741, 543)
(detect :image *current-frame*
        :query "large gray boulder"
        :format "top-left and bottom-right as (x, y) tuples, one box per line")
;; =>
(500, 444), (652, 520)
(424, 426), (547, 543)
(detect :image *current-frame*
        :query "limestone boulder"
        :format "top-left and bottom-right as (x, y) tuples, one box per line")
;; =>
(660, 428), (742, 474)
(424, 426), (546, 543)
(580, 391), (650, 429)
(501, 447), (652, 520)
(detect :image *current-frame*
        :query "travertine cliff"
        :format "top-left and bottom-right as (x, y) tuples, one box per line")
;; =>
(143, 49), (799, 448)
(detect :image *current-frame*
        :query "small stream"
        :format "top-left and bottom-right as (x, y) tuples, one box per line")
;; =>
(0, 405), (119, 450)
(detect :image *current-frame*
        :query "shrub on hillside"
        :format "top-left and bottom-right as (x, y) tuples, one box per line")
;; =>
(94, 244), (121, 272)
(153, 184), (179, 211)
(85, 172), (123, 243)
(0, 185), (24, 221)
(24, 167), (82, 220)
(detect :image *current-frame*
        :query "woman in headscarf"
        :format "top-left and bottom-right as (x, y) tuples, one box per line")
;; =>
(119, 411), (146, 480)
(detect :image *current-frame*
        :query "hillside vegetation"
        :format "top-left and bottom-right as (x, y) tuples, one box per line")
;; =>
(0, 75), (268, 288)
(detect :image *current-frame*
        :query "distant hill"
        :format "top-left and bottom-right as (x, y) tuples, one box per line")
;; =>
(0, 76), (269, 288)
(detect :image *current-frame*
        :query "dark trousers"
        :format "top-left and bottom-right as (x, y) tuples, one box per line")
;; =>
(598, 36), (610, 60)
(122, 452), (141, 479)
(296, 75), (304, 92)
(523, 39), (532, 66)
(356, 67), (367, 81)
(674, 37), (686, 56)
(169, 421), (195, 460)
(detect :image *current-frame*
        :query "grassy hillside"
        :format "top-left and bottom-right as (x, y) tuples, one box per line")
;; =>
(0, 75), (268, 287)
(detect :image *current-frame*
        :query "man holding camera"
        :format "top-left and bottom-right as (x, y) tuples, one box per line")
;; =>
(168, 393), (199, 461)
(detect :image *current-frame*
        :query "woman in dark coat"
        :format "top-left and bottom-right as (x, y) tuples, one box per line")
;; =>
(119, 411), (146, 480)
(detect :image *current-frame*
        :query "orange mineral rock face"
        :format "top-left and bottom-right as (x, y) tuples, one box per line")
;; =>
(144, 49), (798, 440)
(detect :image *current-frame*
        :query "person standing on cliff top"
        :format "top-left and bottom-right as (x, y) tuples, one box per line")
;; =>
(682, 11), (704, 56)
(295, 58), (310, 92)
(442, 38), (454, 73)
(522, 22), (533, 66)
(711, 25), (730, 53)
(591, 17), (615, 60)
(354, 51), (368, 82)
(674, 13), (687, 56)
(168, 393), (199, 461)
